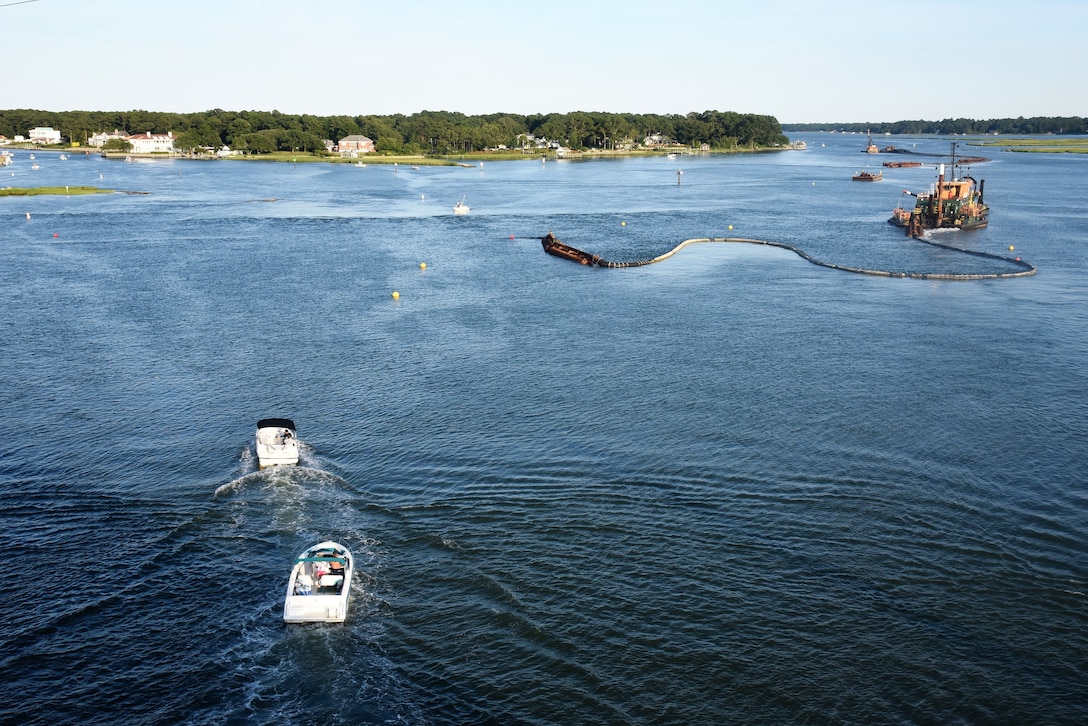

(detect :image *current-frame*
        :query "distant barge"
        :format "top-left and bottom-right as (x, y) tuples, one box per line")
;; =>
(877, 146), (989, 165)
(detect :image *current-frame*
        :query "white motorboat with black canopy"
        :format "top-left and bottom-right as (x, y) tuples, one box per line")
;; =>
(256, 418), (299, 468)
(283, 541), (353, 623)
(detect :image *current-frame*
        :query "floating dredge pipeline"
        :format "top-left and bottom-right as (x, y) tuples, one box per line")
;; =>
(536, 232), (1036, 280)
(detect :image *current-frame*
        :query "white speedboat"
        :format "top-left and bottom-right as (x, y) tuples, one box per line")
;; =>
(255, 418), (299, 468)
(283, 541), (353, 623)
(453, 197), (470, 215)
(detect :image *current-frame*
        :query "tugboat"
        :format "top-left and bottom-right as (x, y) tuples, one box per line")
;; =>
(864, 129), (879, 154)
(889, 143), (988, 238)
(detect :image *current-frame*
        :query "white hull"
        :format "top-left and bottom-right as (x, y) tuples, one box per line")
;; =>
(283, 541), (353, 623)
(256, 419), (299, 468)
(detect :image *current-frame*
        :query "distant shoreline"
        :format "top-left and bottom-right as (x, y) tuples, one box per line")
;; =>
(90, 145), (783, 165)
(782, 130), (1088, 154)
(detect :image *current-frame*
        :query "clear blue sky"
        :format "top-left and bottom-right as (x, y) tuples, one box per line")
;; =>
(5, 0), (1085, 123)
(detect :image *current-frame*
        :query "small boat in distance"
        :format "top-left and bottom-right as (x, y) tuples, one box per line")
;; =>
(853, 170), (882, 181)
(283, 541), (353, 623)
(865, 130), (879, 154)
(255, 418), (299, 468)
(453, 197), (470, 215)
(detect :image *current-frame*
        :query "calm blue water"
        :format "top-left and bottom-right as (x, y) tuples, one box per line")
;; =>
(2, 135), (1087, 725)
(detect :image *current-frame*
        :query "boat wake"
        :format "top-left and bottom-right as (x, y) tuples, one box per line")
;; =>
(206, 585), (422, 725)
(213, 464), (349, 499)
(213, 484), (411, 720)
(217, 440), (327, 498)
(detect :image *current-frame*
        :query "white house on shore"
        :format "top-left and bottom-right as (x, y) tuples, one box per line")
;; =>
(29, 126), (63, 144)
(126, 131), (175, 153)
(88, 129), (130, 147)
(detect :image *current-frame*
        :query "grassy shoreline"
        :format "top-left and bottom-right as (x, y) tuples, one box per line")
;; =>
(972, 138), (1088, 153)
(0, 186), (114, 197)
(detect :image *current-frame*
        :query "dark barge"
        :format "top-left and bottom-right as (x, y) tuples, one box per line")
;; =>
(541, 232), (604, 266)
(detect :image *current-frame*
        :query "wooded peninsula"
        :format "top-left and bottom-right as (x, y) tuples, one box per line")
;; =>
(0, 108), (789, 155)
(2, 109), (1084, 158)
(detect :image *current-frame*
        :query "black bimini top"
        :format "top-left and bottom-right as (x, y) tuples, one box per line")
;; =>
(257, 418), (296, 431)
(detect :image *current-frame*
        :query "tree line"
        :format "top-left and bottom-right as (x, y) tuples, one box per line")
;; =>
(0, 108), (789, 154)
(783, 117), (1087, 135)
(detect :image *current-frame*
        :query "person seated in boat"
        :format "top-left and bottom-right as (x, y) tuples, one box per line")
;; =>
(282, 428), (292, 443)
(329, 558), (344, 577)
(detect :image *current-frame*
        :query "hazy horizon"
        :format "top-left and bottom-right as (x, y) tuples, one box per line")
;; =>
(5, 0), (1085, 125)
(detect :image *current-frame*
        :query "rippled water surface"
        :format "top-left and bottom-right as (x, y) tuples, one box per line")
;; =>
(2, 135), (1087, 724)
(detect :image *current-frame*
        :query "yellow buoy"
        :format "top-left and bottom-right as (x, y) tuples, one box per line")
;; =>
(391, 291), (400, 299)
(1008, 246), (1014, 251)
(419, 262), (426, 270)
(728, 225), (733, 231)
(620, 221), (626, 226)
